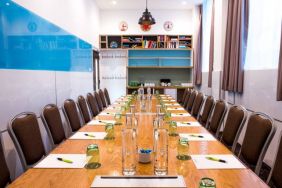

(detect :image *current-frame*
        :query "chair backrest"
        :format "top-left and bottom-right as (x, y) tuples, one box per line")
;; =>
(181, 89), (188, 104)
(87, 93), (100, 117)
(198, 96), (215, 127)
(183, 90), (191, 109)
(186, 90), (197, 113)
(77, 95), (91, 124)
(94, 91), (104, 111)
(267, 131), (282, 188)
(7, 112), (46, 170)
(207, 100), (228, 137)
(220, 105), (247, 152)
(41, 104), (66, 147)
(99, 89), (108, 108)
(0, 133), (10, 187)
(62, 99), (82, 133)
(238, 112), (276, 175)
(191, 92), (204, 118)
(104, 88), (111, 105)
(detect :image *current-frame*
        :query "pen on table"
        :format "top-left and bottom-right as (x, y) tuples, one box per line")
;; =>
(205, 156), (227, 163)
(189, 134), (204, 138)
(57, 157), (73, 164)
(84, 133), (95, 138)
(99, 120), (109, 124)
(180, 122), (191, 125)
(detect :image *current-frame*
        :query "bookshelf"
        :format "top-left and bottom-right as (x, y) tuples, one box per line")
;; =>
(99, 34), (194, 101)
(99, 35), (192, 49)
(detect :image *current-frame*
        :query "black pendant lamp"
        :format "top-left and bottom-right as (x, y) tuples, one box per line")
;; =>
(138, 0), (156, 25)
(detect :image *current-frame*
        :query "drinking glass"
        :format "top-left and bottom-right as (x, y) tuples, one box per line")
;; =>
(122, 128), (137, 175)
(114, 112), (122, 125)
(104, 123), (115, 140)
(130, 105), (136, 114)
(126, 113), (138, 130)
(168, 121), (178, 136)
(85, 144), (101, 169)
(164, 111), (171, 121)
(177, 137), (191, 160)
(154, 128), (168, 175)
(153, 113), (165, 129)
(140, 99), (146, 112)
(156, 105), (161, 115)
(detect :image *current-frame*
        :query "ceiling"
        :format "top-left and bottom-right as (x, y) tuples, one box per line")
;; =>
(95, 0), (203, 10)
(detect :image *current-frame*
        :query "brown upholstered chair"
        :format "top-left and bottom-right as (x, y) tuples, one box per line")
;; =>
(191, 92), (204, 118)
(206, 100), (228, 137)
(7, 112), (46, 170)
(0, 133), (10, 187)
(87, 93), (100, 117)
(183, 90), (191, 109)
(220, 105), (247, 152)
(198, 96), (215, 127)
(41, 104), (66, 148)
(267, 131), (282, 188)
(104, 88), (111, 105)
(94, 91), (104, 111)
(180, 88), (188, 104)
(62, 99), (82, 133)
(99, 89), (108, 108)
(77, 95), (91, 124)
(238, 112), (276, 175)
(186, 90), (197, 113)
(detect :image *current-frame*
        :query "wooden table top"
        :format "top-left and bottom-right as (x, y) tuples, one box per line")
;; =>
(9, 96), (269, 188)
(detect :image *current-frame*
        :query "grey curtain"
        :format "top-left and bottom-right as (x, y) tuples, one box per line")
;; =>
(193, 5), (203, 85)
(222, 0), (249, 93)
(276, 23), (282, 101)
(208, 0), (215, 88)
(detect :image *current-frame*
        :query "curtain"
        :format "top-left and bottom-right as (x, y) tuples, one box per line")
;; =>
(208, 0), (215, 88)
(222, 0), (249, 93)
(276, 23), (282, 101)
(193, 5), (203, 85)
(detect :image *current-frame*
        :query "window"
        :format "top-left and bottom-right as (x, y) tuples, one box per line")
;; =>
(201, 0), (213, 72)
(244, 0), (282, 70)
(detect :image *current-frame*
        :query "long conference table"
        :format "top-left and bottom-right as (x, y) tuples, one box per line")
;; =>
(9, 95), (269, 188)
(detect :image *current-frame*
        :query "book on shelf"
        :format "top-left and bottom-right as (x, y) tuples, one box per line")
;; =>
(167, 41), (179, 48)
(179, 36), (191, 40)
(122, 37), (142, 43)
(142, 40), (157, 48)
(158, 35), (166, 42)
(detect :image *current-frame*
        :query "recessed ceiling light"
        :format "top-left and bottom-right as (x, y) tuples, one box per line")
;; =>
(6, 2), (10, 6)
(182, 1), (187, 5)
(112, 0), (117, 5)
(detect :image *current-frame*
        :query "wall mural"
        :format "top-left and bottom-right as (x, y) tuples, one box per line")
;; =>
(0, 0), (93, 72)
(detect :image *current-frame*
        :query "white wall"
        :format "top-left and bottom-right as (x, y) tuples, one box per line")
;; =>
(99, 9), (193, 35)
(13, 0), (100, 49)
(100, 50), (127, 102)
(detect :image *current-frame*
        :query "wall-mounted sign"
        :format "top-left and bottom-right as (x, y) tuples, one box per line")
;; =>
(163, 21), (173, 31)
(119, 21), (128, 31)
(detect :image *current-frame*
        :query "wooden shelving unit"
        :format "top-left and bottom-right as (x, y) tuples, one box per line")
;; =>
(99, 35), (192, 49)
(99, 34), (194, 101)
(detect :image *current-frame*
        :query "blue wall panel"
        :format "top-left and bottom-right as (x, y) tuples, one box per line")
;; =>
(0, 0), (92, 72)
